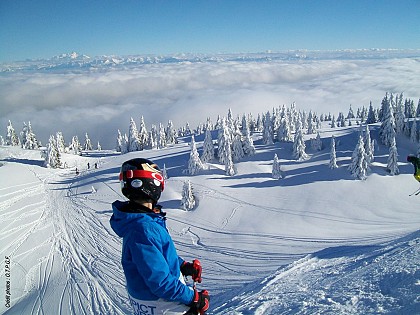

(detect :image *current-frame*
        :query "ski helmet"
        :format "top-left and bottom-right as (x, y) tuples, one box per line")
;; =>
(119, 158), (165, 203)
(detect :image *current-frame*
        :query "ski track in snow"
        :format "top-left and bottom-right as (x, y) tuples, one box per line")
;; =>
(210, 232), (420, 314)
(1, 166), (130, 315)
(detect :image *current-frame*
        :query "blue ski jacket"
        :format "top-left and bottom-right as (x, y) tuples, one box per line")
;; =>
(110, 200), (194, 305)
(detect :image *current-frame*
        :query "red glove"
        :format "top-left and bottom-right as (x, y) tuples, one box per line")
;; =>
(187, 289), (209, 315)
(181, 259), (202, 283)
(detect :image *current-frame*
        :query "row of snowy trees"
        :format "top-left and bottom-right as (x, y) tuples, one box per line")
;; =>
(185, 110), (256, 176)
(42, 132), (101, 168)
(2, 120), (40, 149)
(116, 117), (178, 153)
(269, 92), (417, 181)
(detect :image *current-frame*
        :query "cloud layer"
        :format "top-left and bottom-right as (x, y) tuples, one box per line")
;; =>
(1, 57), (419, 148)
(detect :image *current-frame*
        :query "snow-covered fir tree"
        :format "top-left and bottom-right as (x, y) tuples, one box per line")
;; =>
(272, 153), (283, 179)
(6, 120), (19, 146)
(262, 111), (274, 145)
(329, 136), (338, 169)
(158, 123), (166, 149)
(232, 125), (244, 162)
(148, 124), (158, 150)
(205, 117), (214, 131)
(277, 114), (292, 142)
(84, 133), (93, 151)
(307, 111), (316, 134)
(69, 136), (82, 155)
(56, 131), (66, 153)
(201, 129), (215, 163)
(363, 125), (374, 165)
(242, 118), (256, 157)
(347, 104), (355, 119)
(379, 94), (396, 147)
(186, 135), (204, 175)
(348, 134), (368, 180)
(166, 120), (177, 145)
(311, 132), (323, 151)
(224, 146), (236, 176)
(386, 135), (399, 175)
(217, 118), (230, 164)
(21, 121), (39, 149)
(128, 117), (141, 152)
(44, 135), (61, 168)
(116, 130), (123, 152)
(180, 180), (195, 211)
(138, 116), (148, 150)
(330, 115), (336, 128)
(218, 119), (236, 176)
(293, 117), (308, 161)
(395, 93), (406, 134)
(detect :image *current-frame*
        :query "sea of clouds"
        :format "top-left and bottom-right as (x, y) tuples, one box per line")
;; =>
(1, 53), (419, 148)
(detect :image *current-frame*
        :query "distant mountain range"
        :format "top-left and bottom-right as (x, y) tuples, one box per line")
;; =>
(2, 49), (420, 73)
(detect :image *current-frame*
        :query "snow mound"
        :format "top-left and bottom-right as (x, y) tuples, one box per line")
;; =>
(211, 231), (420, 314)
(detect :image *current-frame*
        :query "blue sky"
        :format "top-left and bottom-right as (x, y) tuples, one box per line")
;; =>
(1, 0), (419, 62)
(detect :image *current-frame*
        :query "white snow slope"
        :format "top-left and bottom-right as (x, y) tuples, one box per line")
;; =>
(0, 123), (419, 315)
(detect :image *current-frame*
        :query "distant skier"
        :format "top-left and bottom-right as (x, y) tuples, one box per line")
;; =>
(110, 158), (209, 315)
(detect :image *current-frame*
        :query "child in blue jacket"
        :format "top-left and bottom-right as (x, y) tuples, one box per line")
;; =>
(110, 158), (209, 315)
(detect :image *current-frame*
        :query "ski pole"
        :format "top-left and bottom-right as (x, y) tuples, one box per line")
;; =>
(409, 187), (420, 196)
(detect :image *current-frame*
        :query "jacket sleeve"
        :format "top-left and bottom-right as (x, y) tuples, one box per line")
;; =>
(130, 225), (194, 305)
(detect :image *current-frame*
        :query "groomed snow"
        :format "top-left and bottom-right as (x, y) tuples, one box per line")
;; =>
(0, 120), (419, 314)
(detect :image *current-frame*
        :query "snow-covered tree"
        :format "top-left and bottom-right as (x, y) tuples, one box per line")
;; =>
(293, 118), (308, 161)
(307, 111), (316, 134)
(311, 132), (323, 151)
(348, 135), (368, 180)
(158, 123), (166, 149)
(262, 111), (274, 145)
(379, 94), (396, 147)
(217, 119), (236, 176)
(6, 120), (19, 146)
(201, 129), (215, 163)
(128, 117), (141, 152)
(69, 136), (82, 155)
(138, 116), (148, 150)
(180, 180), (195, 211)
(21, 121), (39, 149)
(395, 94), (406, 134)
(186, 135), (204, 175)
(84, 133), (93, 151)
(330, 115), (336, 128)
(166, 120), (177, 145)
(277, 114), (292, 142)
(97, 142), (102, 151)
(242, 119), (256, 156)
(232, 126), (244, 162)
(44, 135), (61, 168)
(217, 118), (230, 164)
(56, 131), (66, 153)
(272, 153), (283, 179)
(224, 147), (236, 176)
(329, 136), (338, 169)
(347, 104), (355, 119)
(363, 125), (374, 165)
(116, 129), (124, 152)
(386, 135), (399, 175)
